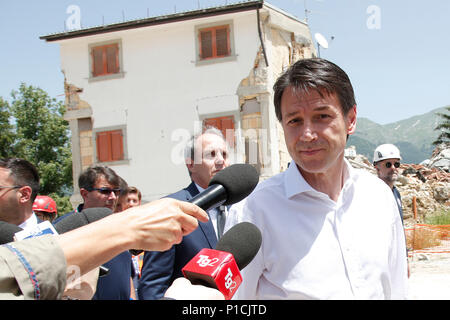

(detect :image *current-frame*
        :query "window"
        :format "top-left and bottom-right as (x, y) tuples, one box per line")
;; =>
(195, 21), (236, 65)
(199, 25), (230, 60)
(92, 44), (119, 77)
(88, 40), (124, 81)
(94, 126), (128, 164)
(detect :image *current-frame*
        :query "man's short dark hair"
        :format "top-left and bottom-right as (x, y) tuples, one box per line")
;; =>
(0, 158), (40, 202)
(78, 165), (120, 190)
(273, 58), (356, 121)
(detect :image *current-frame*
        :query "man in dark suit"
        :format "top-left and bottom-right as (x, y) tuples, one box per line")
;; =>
(138, 127), (230, 299)
(54, 165), (135, 300)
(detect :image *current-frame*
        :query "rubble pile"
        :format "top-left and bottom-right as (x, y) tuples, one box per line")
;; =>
(345, 145), (450, 227)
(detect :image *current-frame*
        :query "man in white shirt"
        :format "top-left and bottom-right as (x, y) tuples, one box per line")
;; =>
(226, 58), (408, 299)
(0, 158), (41, 229)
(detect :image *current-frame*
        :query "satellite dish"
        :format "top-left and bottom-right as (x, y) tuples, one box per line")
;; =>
(314, 33), (329, 49)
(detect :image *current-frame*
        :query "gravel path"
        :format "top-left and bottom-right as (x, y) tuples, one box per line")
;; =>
(407, 252), (450, 300)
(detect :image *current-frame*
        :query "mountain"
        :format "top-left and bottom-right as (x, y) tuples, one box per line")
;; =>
(347, 106), (448, 164)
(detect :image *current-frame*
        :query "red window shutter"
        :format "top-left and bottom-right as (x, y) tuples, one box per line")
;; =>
(92, 47), (104, 77)
(215, 27), (229, 57)
(199, 25), (230, 60)
(203, 116), (235, 146)
(92, 44), (120, 77)
(204, 118), (219, 129)
(200, 30), (213, 59)
(106, 44), (119, 74)
(220, 116), (235, 145)
(96, 131), (111, 162)
(110, 130), (124, 161)
(96, 130), (124, 162)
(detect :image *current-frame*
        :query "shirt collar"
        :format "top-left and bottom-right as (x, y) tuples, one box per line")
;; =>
(194, 182), (204, 193)
(284, 161), (316, 199)
(284, 158), (356, 199)
(19, 213), (39, 230)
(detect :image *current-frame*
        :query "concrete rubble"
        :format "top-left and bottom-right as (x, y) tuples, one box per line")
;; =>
(345, 144), (450, 228)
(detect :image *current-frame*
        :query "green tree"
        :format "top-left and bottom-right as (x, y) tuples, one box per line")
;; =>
(0, 97), (15, 157)
(2, 83), (73, 213)
(433, 106), (450, 146)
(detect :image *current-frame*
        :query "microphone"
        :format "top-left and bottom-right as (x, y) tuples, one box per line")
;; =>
(130, 164), (259, 256)
(182, 222), (262, 300)
(0, 221), (23, 245)
(53, 207), (113, 234)
(189, 163), (259, 211)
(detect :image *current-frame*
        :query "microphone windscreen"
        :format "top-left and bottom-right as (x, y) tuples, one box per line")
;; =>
(0, 221), (23, 244)
(54, 207), (113, 234)
(215, 222), (262, 270)
(208, 164), (259, 205)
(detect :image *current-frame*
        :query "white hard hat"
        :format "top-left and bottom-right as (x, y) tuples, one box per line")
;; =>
(373, 144), (401, 164)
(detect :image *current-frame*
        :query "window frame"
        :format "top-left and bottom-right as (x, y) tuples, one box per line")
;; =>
(88, 39), (125, 82)
(194, 20), (237, 66)
(92, 125), (129, 165)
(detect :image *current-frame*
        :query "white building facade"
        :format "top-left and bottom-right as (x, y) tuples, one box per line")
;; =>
(41, 0), (316, 205)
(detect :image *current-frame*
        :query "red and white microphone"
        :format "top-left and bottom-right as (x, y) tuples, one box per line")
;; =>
(182, 222), (262, 300)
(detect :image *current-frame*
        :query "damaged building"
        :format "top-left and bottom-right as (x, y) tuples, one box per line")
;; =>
(40, 0), (316, 205)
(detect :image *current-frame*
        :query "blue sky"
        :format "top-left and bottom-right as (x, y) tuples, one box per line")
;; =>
(0, 0), (449, 124)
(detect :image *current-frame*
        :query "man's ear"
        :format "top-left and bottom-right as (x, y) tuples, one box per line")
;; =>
(185, 158), (194, 172)
(18, 186), (32, 204)
(346, 105), (357, 135)
(80, 188), (89, 201)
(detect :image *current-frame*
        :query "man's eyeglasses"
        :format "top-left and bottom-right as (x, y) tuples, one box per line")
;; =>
(385, 161), (400, 169)
(86, 187), (121, 196)
(0, 186), (22, 190)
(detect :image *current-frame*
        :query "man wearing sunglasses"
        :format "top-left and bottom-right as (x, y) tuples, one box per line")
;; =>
(54, 165), (136, 300)
(0, 158), (41, 229)
(373, 144), (403, 221)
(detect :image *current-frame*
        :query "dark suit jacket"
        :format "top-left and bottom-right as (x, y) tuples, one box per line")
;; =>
(137, 182), (218, 300)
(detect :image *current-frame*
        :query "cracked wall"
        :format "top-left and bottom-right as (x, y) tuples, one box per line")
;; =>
(64, 78), (94, 207)
(237, 19), (315, 175)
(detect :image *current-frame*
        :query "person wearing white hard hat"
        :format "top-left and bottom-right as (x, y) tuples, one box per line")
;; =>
(373, 144), (403, 222)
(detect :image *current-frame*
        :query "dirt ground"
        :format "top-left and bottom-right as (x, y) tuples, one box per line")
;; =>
(407, 252), (450, 300)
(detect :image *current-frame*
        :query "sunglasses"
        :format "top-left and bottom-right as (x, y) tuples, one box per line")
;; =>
(385, 161), (400, 169)
(0, 185), (22, 190)
(87, 187), (121, 196)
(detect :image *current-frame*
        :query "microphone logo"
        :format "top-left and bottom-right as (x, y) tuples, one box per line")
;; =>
(224, 267), (237, 292)
(196, 254), (219, 267)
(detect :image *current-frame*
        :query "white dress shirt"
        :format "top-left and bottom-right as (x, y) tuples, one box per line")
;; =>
(18, 213), (39, 231)
(225, 160), (408, 300)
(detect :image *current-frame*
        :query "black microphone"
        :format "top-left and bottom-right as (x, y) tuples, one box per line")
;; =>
(215, 222), (262, 271)
(130, 164), (259, 256)
(189, 163), (259, 211)
(182, 222), (262, 299)
(0, 221), (23, 245)
(53, 207), (113, 234)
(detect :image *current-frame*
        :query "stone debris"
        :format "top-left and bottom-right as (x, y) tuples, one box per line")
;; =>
(345, 145), (450, 228)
